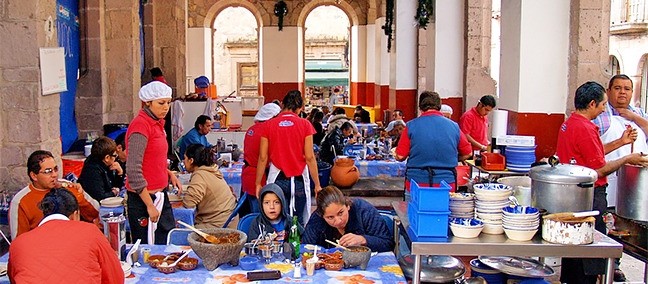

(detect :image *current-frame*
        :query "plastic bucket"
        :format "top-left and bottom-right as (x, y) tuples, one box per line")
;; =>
(311, 161), (332, 189)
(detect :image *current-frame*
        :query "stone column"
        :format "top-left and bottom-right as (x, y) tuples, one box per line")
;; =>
(259, 26), (303, 103)
(0, 0), (61, 190)
(350, 25), (367, 106)
(187, 27), (213, 84)
(566, 0), (611, 114)
(364, 22), (376, 108)
(463, 0), (496, 110)
(374, 16), (390, 122)
(390, 0), (418, 121)
(418, 0), (465, 122)
(499, 0), (572, 159)
(149, 0), (187, 97)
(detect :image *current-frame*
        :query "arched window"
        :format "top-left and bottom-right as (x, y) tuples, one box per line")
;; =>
(608, 55), (621, 75)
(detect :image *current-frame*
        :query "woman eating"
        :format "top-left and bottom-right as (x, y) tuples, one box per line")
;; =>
(125, 81), (181, 244)
(182, 144), (237, 229)
(301, 186), (394, 252)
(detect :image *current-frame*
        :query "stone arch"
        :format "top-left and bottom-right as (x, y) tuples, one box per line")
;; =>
(608, 54), (622, 75)
(201, 0), (267, 29)
(637, 54), (648, 110)
(296, 0), (362, 27)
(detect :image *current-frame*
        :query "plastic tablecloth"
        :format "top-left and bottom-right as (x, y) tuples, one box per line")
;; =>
(0, 244), (406, 283)
(355, 159), (406, 178)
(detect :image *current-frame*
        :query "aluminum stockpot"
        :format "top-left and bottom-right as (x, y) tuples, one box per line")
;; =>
(616, 164), (648, 221)
(529, 163), (597, 214)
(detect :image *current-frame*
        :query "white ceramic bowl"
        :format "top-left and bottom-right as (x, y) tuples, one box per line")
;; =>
(504, 228), (538, 241)
(482, 224), (504, 235)
(450, 224), (483, 238)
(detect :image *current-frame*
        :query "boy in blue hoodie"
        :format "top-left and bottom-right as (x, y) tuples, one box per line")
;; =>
(247, 183), (298, 243)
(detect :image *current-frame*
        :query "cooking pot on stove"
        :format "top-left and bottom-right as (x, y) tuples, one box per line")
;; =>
(528, 156), (597, 214)
(616, 164), (648, 221)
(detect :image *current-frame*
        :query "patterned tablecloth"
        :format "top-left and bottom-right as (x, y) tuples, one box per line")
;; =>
(117, 245), (406, 284)
(354, 159), (406, 178)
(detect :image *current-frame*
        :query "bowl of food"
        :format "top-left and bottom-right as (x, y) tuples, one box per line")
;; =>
(187, 228), (247, 270)
(239, 256), (259, 271)
(177, 257), (199, 271)
(148, 255), (166, 268)
(156, 261), (177, 274)
(323, 258), (344, 271)
(342, 246), (372, 270)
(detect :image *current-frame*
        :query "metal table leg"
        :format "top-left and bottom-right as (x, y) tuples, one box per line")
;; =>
(604, 258), (615, 284)
(413, 254), (422, 284)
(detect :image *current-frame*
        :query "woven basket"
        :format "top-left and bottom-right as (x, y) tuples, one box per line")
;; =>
(187, 228), (247, 270)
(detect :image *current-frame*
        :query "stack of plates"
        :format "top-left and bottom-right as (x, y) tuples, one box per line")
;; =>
(473, 183), (513, 235)
(504, 146), (537, 172)
(502, 206), (540, 241)
(449, 193), (475, 219)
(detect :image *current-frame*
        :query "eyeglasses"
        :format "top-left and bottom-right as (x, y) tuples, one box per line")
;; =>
(40, 166), (59, 175)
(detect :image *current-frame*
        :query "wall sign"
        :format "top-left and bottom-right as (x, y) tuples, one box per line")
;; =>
(39, 47), (68, 95)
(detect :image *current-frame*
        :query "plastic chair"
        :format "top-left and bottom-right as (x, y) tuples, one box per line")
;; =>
(222, 192), (249, 228)
(237, 213), (259, 234)
(167, 228), (192, 245)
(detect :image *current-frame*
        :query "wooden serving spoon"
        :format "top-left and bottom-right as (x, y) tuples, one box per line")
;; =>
(176, 220), (220, 244)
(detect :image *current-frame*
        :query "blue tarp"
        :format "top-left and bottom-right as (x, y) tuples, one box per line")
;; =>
(57, 0), (80, 153)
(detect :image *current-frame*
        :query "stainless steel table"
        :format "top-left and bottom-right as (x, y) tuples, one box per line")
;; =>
(392, 201), (623, 284)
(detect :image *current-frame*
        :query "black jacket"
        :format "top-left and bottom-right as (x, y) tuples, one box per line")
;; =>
(247, 184), (303, 243)
(78, 157), (124, 202)
(319, 127), (347, 164)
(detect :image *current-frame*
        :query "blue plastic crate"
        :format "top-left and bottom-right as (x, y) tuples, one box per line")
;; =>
(407, 227), (448, 242)
(410, 179), (450, 212)
(408, 203), (449, 237)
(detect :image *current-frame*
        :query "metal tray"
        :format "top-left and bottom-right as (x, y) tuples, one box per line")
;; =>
(478, 256), (555, 277)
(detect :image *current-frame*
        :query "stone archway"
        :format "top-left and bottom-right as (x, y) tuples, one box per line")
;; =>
(201, 0), (266, 28)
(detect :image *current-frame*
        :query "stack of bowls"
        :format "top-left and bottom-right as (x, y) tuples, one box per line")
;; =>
(449, 193), (475, 219)
(504, 146), (536, 172)
(449, 218), (484, 238)
(473, 183), (513, 235)
(502, 206), (540, 241)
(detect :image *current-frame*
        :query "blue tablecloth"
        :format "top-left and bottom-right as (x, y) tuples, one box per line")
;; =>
(355, 159), (406, 178)
(0, 244), (406, 283)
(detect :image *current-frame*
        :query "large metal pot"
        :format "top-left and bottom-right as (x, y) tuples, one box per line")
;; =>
(616, 164), (648, 221)
(528, 161), (597, 214)
(398, 255), (465, 283)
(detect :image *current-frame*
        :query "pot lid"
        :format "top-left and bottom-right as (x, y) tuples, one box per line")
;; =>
(528, 164), (597, 184)
(478, 256), (555, 277)
(399, 255), (465, 283)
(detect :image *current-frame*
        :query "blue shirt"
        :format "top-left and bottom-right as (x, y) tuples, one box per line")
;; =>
(178, 128), (212, 158)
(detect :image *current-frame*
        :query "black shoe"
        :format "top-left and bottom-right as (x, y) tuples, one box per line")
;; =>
(614, 269), (627, 282)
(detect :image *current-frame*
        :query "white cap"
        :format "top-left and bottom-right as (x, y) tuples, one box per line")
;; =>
(138, 81), (172, 102)
(254, 103), (282, 121)
(385, 119), (405, 132)
(440, 104), (453, 115)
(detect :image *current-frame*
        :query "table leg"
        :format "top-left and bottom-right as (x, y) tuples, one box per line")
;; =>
(604, 258), (614, 284)
(412, 254), (421, 284)
(644, 261), (647, 284)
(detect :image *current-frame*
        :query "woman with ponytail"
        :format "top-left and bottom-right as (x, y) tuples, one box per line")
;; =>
(182, 144), (237, 229)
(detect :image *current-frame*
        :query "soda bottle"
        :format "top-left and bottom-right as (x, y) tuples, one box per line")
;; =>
(288, 216), (301, 260)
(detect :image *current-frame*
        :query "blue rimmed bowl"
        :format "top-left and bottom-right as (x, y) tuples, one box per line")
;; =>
(449, 218), (484, 239)
(502, 206), (539, 215)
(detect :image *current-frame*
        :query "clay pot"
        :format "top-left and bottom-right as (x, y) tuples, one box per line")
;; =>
(331, 158), (360, 188)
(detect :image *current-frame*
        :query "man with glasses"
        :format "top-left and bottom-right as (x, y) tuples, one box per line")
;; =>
(9, 150), (100, 239)
(78, 136), (125, 202)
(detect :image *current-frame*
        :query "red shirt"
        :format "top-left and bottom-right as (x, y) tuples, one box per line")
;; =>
(459, 107), (489, 150)
(262, 111), (316, 177)
(242, 122), (267, 195)
(555, 113), (607, 187)
(125, 109), (169, 192)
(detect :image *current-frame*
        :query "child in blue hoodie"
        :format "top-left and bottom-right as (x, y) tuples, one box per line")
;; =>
(247, 183), (301, 243)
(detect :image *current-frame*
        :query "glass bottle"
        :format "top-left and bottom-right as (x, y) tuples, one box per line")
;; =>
(288, 216), (301, 260)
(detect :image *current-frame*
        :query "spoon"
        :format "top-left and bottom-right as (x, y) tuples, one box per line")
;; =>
(168, 249), (192, 267)
(176, 220), (220, 244)
(573, 210), (600, 218)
